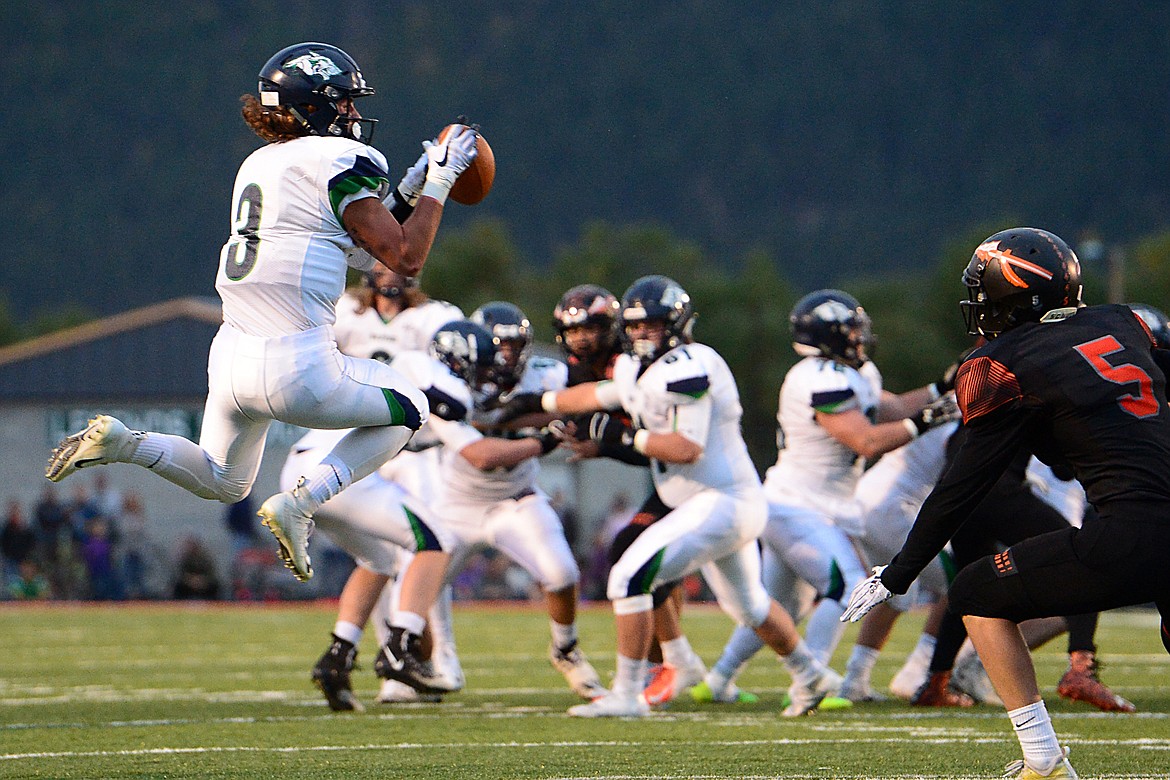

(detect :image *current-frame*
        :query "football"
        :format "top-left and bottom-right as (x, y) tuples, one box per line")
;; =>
(437, 123), (495, 205)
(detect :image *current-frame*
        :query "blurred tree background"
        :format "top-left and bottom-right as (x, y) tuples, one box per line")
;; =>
(5, 1), (1170, 465)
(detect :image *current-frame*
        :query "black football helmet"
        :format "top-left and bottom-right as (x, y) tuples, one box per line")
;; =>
(960, 227), (1082, 338)
(258, 42), (377, 143)
(429, 320), (499, 388)
(618, 275), (695, 365)
(1129, 302), (1170, 349)
(790, 289), (873, 368)
(552, 284), (620, 358)
(470, 302), (533, 386)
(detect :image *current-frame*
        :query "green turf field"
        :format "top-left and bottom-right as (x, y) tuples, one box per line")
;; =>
(0, 601), (1166, 779)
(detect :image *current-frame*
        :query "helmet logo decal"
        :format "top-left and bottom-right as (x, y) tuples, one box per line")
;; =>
(975, 241), (1054, 289)
(809, 299), (856, 323)
(285, 53), (342, 79)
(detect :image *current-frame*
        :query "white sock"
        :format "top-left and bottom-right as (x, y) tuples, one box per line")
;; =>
(781, 639), (822, 688)
(302, 455), (353, 508)
(661, 636), (696, 668)
(704, 667), (733, 692)
(803, 597), (848, 665)
(1008, 700), (1064, 772)
(550, 620), (577, 653)
(843, 645), (880, 689)
(390, 610), (426, 636)
(712, 624), (763, 679)
(903, 633), (936, 670)
(612, 653), (647, 698)
(332, 620), (363, 646)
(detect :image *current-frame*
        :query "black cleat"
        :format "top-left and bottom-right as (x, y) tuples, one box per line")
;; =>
(374, 627), (458, 695)
(311, 635), (364, 712)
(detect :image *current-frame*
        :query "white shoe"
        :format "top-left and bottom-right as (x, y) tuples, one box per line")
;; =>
(783, 668), (843, 717)
(889, 658), (930, 701)
(839, 677), (889, 703)
(643, 652), (707, 705)
(376, 678), (442, 704)
(432, 644), (465, 692)
(951, 651), (1003, 706)
(257, 479), (315, 582)
(45, 415), (140, 482)
(549, 643), (607, 699)
(568, 691), (650, 718)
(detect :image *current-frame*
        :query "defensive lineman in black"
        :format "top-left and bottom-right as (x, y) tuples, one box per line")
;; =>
(842, 227), (1170, 779)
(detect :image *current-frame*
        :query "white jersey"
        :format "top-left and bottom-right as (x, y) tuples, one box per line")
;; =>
(216, 136), (389, 337)
(763, 357), (882, 517)
(333, 293), (464, 362)
(605, 343), (761, 507)
(377, 350), (475, 500)
(854, 421), (957, 517)
(1026, 457), (1087, 527)
(441, 356), (568, 503)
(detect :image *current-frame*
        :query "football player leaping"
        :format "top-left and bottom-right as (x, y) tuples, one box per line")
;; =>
(506, 275), (840, 718)
(44, 42), (478, 585)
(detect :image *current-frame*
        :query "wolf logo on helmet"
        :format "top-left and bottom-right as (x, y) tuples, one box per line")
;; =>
(618, 275), (695, 365)
(258, 42), (377, 142)
(790, 289), (873, 368)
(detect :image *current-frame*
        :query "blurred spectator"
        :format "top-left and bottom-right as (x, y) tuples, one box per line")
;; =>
(91, 473), (123, 526)
(67, 483), (100, 542)
(223, 496), (258, 560)
(32, 486), (68, 564)
(81, 517), (123, 600)
(118, 492), (151, 599)
(9, 560), (50, 600)
(173, 536), (220, 600)
(1, 499), (37, 574)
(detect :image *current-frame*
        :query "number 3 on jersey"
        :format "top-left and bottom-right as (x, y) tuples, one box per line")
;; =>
(222, 183), (263, 281)
(1073, 335), (1159, 418)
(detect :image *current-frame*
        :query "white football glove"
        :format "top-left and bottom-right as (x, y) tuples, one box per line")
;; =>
(394, 149), (429, 207)
(421, 125), (479, 204)
(840, 565), (893, 623)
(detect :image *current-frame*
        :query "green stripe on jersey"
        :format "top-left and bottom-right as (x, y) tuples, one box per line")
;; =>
(329, 174), (389, 222)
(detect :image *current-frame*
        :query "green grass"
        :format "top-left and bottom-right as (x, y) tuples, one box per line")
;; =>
(0, 602), (1166, 779)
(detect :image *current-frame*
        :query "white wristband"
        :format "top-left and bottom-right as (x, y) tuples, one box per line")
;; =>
(420, 180), (451, 205)
(927, 382), (941, 402)
(633, 429), (651, 454)
(540, 390), (559, 414)
(902, 418), (920, 439)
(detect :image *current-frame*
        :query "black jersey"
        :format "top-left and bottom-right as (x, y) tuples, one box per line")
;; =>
(565, 350), (650, 467)
(883, 304), (1170, 593)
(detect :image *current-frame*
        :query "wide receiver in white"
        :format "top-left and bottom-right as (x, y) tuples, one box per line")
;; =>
(503, 275), (840, 718)
(44, 42), (477, 584)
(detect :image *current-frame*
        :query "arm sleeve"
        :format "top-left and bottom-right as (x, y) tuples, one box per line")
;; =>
(593, 379), (624, 411)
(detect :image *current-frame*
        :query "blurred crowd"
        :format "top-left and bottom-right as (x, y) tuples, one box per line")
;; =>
(2, 479), (701, 604)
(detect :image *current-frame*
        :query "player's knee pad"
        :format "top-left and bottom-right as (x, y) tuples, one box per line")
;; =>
(947, 556), (1031, 622)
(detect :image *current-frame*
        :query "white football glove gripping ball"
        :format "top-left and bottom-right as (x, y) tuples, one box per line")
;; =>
(394, 150), (429, 207)
(421, 125), (479, 204)
(840, 565), (893, 623)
